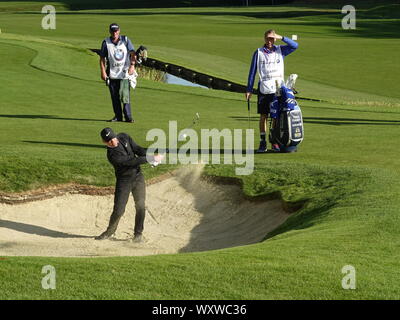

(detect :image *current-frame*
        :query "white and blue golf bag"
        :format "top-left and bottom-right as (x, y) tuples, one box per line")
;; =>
(269, 75), (304, 152)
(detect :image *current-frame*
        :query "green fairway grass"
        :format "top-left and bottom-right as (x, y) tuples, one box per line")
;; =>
(0, 1), (399, 299)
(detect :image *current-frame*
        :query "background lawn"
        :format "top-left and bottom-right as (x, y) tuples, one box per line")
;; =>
(0, 0), (399, 299)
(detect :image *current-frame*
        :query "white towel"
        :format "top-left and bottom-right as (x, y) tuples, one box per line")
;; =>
(126, 70), (138, 89)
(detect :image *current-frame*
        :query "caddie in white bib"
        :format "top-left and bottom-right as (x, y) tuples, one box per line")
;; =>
(99, 23), (137, 122)
(105, 37), (130, 79)
(257, 46), (284, 94)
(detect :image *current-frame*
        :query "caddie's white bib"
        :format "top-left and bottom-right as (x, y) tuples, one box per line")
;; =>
(105, 37), (130, 79)
(257, 46), (284, 94)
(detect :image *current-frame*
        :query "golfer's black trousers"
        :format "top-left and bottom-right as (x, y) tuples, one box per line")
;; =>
(108, 79), (132, 121)
(106, 171), (146, 236)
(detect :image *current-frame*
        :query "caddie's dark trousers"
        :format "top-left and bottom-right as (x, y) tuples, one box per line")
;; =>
(108, 79), (132, 121)
(105, 171), (146, 236)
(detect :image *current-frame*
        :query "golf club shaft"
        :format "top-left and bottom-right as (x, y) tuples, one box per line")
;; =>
(247, 99), (250, 129)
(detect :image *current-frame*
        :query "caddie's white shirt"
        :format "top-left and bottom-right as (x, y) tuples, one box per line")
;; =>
(257, 46), (284, 94)
(105, 37), (130, 79)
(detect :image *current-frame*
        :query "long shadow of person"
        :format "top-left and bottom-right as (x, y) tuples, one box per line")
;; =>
(0, 219), (92, 239)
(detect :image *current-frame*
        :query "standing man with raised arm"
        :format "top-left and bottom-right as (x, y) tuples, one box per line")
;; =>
(99, 23), (137, 123)
(246, 29), (298, 153)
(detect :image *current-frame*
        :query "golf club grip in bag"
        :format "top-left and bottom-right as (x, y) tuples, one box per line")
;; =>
(269, 86), (304, 148)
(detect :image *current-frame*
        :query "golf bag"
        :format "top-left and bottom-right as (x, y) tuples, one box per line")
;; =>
(269, 85), (304, 151)
(135, 45), (148, 65)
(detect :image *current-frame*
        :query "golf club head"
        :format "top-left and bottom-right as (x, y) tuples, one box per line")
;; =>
(285, 74), (298, 89)
(193, 112), (200, 124)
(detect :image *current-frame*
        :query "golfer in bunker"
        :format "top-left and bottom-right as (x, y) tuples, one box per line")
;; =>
(245, 29), (298, 153)
(96, 128), (163, 242)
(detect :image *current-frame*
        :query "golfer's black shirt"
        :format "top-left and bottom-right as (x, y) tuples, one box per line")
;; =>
(107, 133), (149, 178)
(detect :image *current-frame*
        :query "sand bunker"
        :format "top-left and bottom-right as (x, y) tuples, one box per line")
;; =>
(0, 165), (290, 257)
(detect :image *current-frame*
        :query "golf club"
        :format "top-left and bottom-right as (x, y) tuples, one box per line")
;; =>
(179, 112), (200, 139)
(247, 99), (251, 129)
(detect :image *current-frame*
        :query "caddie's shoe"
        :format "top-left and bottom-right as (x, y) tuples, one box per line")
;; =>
(131, 234), (143, 243)
(125, 119), (134, 123)
(95, 231), (114, 240)
(256, 141), (267, 153)
(272, 144), (280, 152)
(107, 117), (122, 122)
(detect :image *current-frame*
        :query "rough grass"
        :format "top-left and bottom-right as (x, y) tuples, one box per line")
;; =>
(0, 1), (400, 299)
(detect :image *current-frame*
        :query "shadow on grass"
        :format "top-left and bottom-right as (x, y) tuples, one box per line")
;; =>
(263, 18), (400, 39)
(303, 117), (400, 126)
(23, 140), (104, 149)
(263, 202), (337, 241)
(0, 219), (92, 239)
(29, 64), (99, 83)
(17, 0), (396, 11)
(18, 8), (337, 19)
(22, 141), (262, 154)
(0, 114), (105, 122)
(303, 105), (400, 115)
(230, 116), (400, 125)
